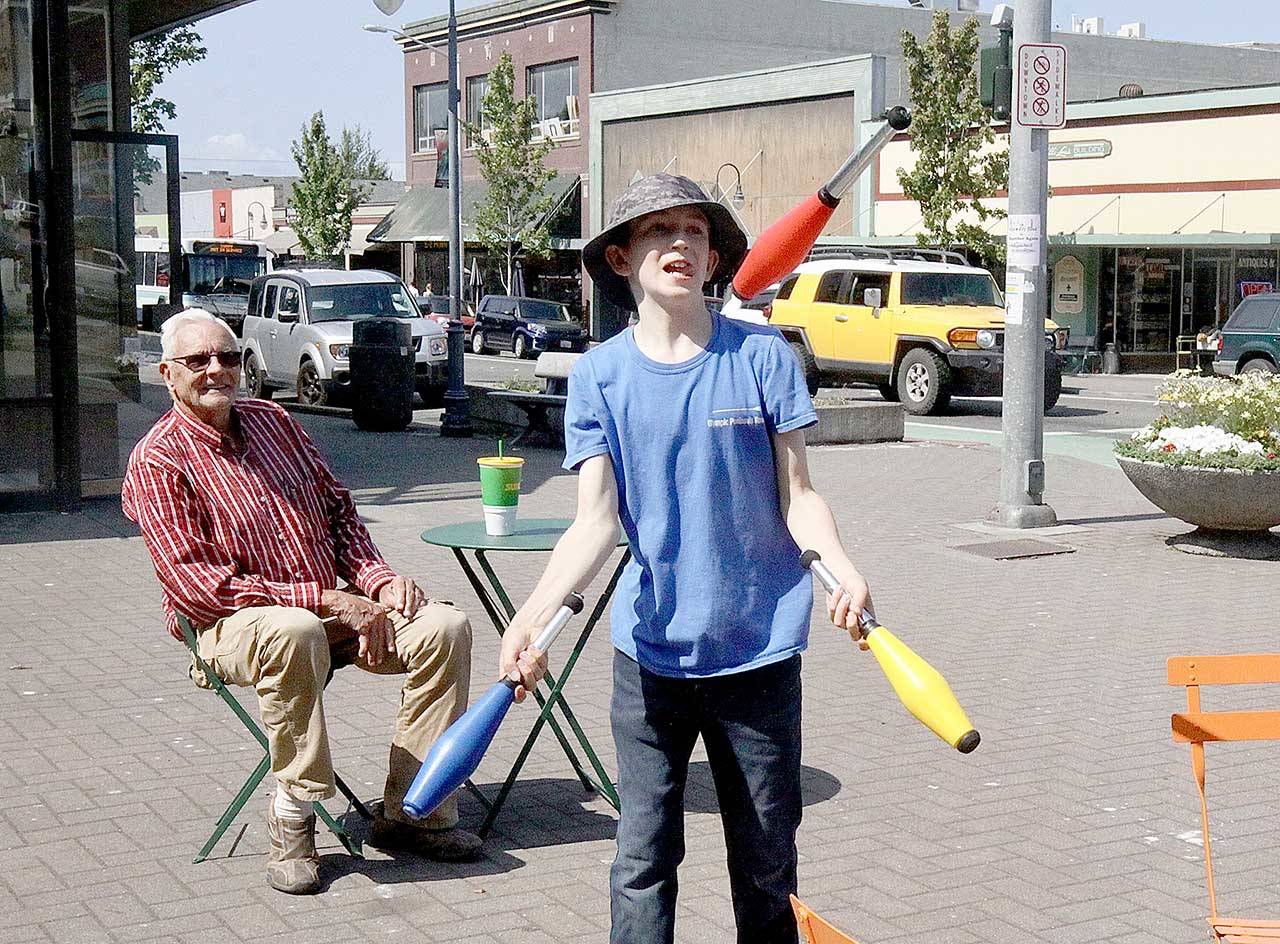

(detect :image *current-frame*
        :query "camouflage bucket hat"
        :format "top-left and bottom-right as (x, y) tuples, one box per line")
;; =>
(583, 174), (749, 312)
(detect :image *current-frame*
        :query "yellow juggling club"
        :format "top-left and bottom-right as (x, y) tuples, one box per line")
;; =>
(801, 550), (981, 754)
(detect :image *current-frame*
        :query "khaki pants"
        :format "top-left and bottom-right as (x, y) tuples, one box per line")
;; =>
(195, 600), (472, 829)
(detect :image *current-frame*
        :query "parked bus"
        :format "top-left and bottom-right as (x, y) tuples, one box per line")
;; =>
(180, 237), (273, 333)
(133, 236), (171, 313)
(134, 236), (273, 333)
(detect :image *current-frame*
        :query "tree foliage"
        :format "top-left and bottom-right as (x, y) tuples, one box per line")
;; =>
(466, 52), (557, 293)
(897, 11), (1008, 262)
(130, 27), (206, 186)
(289, 112), (368, 257)
(338, 125), (391, 181)
(131, 26), (206, 134)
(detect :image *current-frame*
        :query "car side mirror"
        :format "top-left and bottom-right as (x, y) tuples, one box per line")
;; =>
(278, 309), (299, 324)
(862, 287), (883, 309)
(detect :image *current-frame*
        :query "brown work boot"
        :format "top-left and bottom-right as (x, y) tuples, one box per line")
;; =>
(266, 803), (321, 895)
(369, 806), (483, 862)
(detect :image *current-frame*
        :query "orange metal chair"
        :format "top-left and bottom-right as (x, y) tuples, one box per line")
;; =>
(792, 895), (863, 944)
(1169, 655), (1280, 944)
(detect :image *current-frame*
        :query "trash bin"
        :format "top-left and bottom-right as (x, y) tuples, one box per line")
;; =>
(1102, 342), (1121, 375)
(351, 318), (414, 432)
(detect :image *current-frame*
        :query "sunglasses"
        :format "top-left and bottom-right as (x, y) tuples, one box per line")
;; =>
(167, 349), (243, 371)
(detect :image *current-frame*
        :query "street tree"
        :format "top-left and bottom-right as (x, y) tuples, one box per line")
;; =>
(130, 26), (206, 185)
(897, 10), (1008, 262)
(466, 52), (557, 293)
(289, 112), (368, 257)
(338, 125), (391, 181)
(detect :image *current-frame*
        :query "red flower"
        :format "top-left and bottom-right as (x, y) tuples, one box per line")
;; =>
(1269, 453), (1277, 459)
(1162, 443), (1177, 453)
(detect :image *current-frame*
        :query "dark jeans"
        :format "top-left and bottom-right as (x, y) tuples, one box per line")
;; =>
(609, 650), (802, 944)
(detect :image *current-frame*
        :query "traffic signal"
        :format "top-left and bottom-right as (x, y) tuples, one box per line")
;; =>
(979, 28), (1013, 121)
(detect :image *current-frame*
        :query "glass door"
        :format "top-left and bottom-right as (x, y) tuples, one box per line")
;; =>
(1190, 250), (1233, 334)
(70, 130), (179, 493)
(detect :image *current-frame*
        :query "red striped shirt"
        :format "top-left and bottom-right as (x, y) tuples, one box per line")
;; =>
(122, 399), (396, 640)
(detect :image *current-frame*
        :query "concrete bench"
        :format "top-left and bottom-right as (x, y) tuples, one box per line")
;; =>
(480, 352), (583, 446)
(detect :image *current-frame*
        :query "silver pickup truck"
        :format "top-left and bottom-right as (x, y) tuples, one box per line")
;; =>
(241, 269), (448, 407)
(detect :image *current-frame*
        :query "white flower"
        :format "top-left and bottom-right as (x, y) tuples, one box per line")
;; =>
(1145, 425), (1265, 456)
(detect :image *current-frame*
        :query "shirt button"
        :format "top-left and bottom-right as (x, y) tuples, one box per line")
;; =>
(277, 531), (286, 540)
(294, 571), (304, 578)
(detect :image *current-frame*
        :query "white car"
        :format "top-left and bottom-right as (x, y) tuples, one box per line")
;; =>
(241, 269), (448, 407)
(719, 283), (781, 325)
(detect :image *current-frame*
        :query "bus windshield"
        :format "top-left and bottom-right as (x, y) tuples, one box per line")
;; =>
(308, 283), (421, 322)
(900, 272), (1003, 307)
(186, 255), (266, 297)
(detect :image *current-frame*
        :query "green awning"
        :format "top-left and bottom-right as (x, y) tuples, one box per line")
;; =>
(369, 173), (580, 244)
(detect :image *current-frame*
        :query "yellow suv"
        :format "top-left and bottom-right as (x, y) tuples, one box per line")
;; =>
(762, 251), (1066, 415)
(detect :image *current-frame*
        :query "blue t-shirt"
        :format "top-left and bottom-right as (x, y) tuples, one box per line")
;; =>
(563, 312), (818, 678)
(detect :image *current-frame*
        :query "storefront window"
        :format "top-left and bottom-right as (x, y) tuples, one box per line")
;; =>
(1233, 250), (1279, 310)
(1114, 250), (1179, 352)
(0, 1), (50, 494)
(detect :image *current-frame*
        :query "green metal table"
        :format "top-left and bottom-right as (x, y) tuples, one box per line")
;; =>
(422, 518), (629, 835)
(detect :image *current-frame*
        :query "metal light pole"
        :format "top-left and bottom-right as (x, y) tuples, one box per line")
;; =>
(440, 0), (471, 436)
(363, 17), (471, 436)
(989, 0), (1056, 528)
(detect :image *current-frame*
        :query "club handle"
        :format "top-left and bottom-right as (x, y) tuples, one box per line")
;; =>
(820, 106), (911, 203)
(800, 550), (877, 637)
(530, 592), (586, 653)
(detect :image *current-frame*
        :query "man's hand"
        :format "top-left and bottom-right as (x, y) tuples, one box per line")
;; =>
(377, 575), (426, 620)
(499, 614), (549, 704)
(320, 589), (396, 665)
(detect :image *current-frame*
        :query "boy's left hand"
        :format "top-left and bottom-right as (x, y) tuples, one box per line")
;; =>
(826, 569), (872, 638)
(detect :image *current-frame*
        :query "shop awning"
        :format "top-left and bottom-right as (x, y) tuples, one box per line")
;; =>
(369, 173), (580, 244)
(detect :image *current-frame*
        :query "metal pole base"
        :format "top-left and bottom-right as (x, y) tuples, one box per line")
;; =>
(440, 391), (473, 437)
(987, 502), (1059, 529)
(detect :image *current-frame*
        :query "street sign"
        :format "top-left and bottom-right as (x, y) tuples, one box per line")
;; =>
(1016, 43), (1067, 129)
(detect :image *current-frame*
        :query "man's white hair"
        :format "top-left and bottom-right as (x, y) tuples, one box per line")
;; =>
(160, 308), (238, 360)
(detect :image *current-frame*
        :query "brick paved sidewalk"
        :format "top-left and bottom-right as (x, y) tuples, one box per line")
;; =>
(2, 413), (1277, 944)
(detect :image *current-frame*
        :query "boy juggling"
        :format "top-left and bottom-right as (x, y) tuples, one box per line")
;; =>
(500, 174), (872, 944)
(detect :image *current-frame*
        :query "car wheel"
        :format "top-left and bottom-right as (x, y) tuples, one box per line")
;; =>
(513, 333), (528, 359)
(296, 360), (328, 407)
(243, 350), (269, 400)
(876, 382), (900, 402)
(471, 330), (487, 355)
(896, 347), (951, 415)
(788, 340), (820, 397)
(1241, 357), (1278, 375)
(1044, 360), (1063, 412)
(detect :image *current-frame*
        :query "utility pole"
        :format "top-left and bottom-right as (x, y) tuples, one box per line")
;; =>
(364, 14), (472, 435)
(989, 0), (1059, 528)
(439, 0), (473, 436)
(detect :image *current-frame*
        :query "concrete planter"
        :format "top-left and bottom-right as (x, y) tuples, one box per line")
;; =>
(807, 402), (904, 445)
(1116, 456), (1280, 532)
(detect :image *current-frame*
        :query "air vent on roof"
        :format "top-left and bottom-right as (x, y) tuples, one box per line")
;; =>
(1118, 83), (1144, 98)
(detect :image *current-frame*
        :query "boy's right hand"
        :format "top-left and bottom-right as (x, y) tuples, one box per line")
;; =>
(499, 617), (548, 703)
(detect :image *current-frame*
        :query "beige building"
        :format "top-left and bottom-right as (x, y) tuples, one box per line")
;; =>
(871, 84), (1280, 370)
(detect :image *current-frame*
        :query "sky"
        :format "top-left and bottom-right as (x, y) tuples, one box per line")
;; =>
(158, 0), (1280, 181)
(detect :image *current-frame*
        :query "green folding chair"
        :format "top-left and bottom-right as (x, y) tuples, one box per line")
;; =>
(176, 613), (373, 863)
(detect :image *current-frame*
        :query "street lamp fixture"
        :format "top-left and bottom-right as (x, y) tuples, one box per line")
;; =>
(246, 200), (267, 240)
(364, 14), (472, 436)
(715, 162), (746, 209)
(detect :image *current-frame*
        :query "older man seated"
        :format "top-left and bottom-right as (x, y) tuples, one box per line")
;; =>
(122, 309), (480, 895)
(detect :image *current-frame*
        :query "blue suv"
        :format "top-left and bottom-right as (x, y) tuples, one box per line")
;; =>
(470, 295), (588, 359)
(1213, 293), (1280, 376)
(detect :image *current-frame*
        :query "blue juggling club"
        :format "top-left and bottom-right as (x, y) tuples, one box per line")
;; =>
(401, 591), (586, 820)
